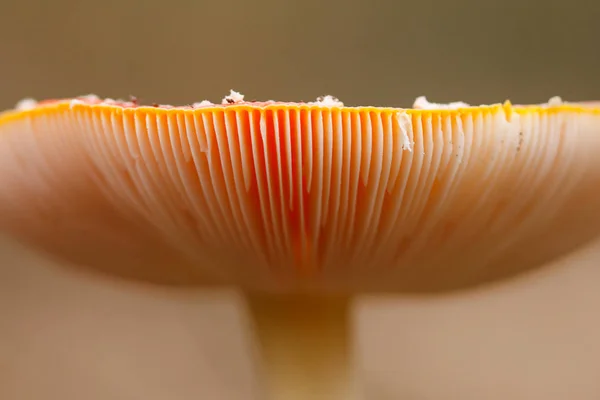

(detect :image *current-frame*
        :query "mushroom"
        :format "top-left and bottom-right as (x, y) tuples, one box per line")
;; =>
(1, 91), (600, 399)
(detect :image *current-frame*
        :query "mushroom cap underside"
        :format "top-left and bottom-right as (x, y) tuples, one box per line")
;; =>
(1, 95), (600, 294)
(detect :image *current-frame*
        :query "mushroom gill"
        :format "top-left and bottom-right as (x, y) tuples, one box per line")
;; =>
(1, 93), (599, 293)
(1, 92), (600, 399)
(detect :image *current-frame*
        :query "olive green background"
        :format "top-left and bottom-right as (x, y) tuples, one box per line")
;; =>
(1, 0), (599, 109)
(2, 0), (600, 399)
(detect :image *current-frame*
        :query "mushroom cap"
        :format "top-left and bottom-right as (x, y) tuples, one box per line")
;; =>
(1, 93), (600, 294)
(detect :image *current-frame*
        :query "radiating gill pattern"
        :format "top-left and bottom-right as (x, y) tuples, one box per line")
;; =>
(1, 102), (600, 291)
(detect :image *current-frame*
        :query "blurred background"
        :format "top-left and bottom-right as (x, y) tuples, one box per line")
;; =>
(1, 0), (600, 399)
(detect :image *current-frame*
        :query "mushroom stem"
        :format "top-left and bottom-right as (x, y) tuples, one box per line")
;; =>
(246, 293), (357, 400)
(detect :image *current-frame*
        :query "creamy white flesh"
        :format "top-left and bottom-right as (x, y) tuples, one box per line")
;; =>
(0, 95), (600, 293)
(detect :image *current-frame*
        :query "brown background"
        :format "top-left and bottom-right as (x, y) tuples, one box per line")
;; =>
(1, 0), (600, 399)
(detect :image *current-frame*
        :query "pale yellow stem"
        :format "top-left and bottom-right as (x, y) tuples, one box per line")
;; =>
(246, 293), (357, 400)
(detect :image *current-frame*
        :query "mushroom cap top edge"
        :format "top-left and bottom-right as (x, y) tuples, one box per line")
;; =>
(2, 95), (599, 125)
